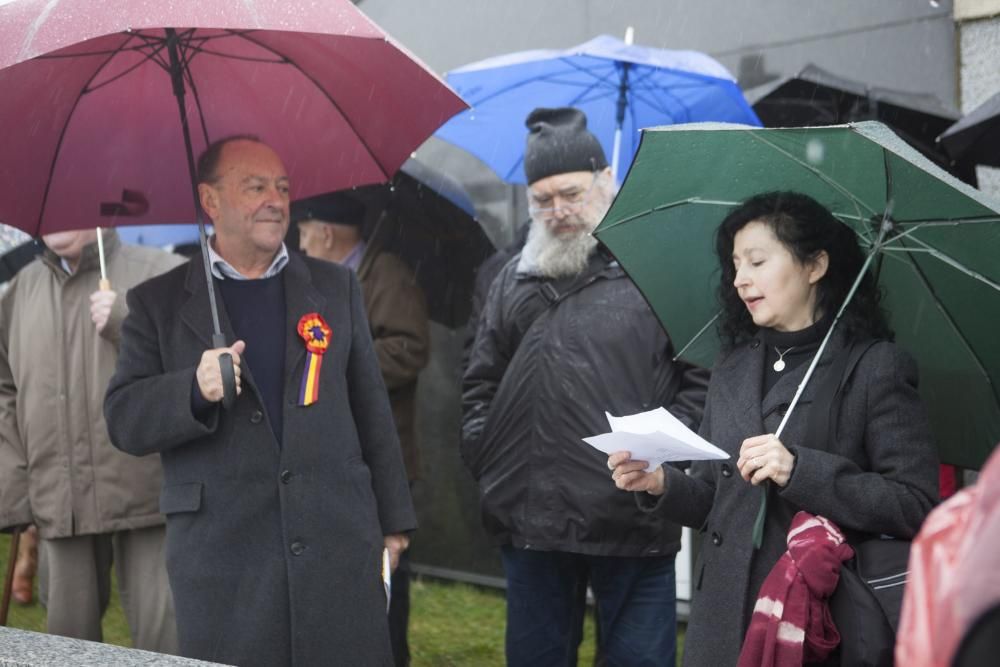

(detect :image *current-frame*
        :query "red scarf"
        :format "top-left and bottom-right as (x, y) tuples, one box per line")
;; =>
(737, 512), (854, 667)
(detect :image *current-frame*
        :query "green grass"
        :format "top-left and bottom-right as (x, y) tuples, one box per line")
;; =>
(2, 534), (683, 665)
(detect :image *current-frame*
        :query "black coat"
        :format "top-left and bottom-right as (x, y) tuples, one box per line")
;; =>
(462, 250), (708, 556)
(104, 253), (415, 667)
(642, 331), (938, 666)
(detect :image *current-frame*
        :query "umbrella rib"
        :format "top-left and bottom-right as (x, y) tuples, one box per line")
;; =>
(465, 60), (617, 107)
(178, 34), (214, 148)
(895, 242), (1000, 408)
(745, 131), (877, 235)
(896, 236), (1000, 293)
(672, 312), (721, 362)
(229, 30), (392, 179)
(893, 215), (1000, 226)
(599, 197), (739, 231)
(34, 33), (136, 235)
(83, 33), (173, 94)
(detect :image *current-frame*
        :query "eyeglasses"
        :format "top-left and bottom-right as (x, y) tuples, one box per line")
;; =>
(527, 172), (600, 219)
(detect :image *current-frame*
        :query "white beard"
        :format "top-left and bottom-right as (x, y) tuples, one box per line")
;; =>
(519, 219), (598, 279)
(518, 176), (615, 279)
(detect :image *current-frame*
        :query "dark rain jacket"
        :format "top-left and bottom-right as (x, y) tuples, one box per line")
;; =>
(461, 249), (708, 557)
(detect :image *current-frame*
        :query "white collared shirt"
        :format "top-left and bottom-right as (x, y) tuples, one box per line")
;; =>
(207, 236), (289, 280)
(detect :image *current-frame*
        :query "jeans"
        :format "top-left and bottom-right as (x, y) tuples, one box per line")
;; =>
(501, 546), (677, 667)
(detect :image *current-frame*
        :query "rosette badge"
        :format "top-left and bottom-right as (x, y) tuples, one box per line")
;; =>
(297, 313), (332, 406)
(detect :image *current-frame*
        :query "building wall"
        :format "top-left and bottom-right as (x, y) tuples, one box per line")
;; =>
(359, 0), (960, 107)
(956, 6), (1000, 197)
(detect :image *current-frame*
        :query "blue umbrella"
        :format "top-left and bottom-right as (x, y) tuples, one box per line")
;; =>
(115, 224), (205, 249)
(436, 34), (761, 183)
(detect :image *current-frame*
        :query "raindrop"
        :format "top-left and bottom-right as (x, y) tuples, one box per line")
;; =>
(805, 139), (825, 165)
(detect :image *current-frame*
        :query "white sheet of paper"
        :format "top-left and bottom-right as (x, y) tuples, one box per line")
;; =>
(583, 407), (729, 471)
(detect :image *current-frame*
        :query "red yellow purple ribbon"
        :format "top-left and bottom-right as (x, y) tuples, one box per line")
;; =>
(297, 312), (332, 406)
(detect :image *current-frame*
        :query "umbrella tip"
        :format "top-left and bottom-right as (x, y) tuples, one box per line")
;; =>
(624, 26), (635, 45)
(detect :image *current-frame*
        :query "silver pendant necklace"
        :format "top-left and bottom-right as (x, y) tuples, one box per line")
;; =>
(773, 346), (795, 372)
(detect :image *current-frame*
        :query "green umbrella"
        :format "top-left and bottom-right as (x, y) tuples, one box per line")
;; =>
(594, 121), (1000, 477)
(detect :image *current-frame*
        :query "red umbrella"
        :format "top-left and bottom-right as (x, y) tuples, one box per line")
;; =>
(0, 0), (465, 405)
(0, 0), (465, 234)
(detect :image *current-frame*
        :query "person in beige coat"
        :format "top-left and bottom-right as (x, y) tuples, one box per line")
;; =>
(293, 191), (429, 667)
(0, 228), (183, 651)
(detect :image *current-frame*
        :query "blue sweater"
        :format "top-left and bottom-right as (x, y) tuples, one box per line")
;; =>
(218, 274), (287, 444)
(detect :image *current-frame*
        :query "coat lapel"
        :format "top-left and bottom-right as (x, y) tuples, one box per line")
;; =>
(281, 254), (327, 405)
(714, 335), (767, 443)
(181, 257), (237, 350)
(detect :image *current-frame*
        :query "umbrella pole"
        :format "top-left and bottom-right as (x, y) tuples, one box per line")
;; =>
(165, 28), (236, 409)
(95, 227), (110, 290)
(610, 27), (635, 180)
(611, 62), (631, 181)
(750, 217), (892, 549)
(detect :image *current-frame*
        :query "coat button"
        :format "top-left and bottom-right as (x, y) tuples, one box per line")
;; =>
(712, 531), (723, 546)
(280, 470), (292, 484)
(250, 410), (264, 424)
(290, 540), (305, 556)
(721, 463), (732, 478)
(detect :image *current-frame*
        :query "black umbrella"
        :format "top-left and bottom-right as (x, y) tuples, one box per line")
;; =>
(939, 90), (1000, 168)
(350, 159), (496, 329)
(746, 64), (975, 184)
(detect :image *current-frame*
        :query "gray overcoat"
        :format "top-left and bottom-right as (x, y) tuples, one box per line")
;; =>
(640, 330), (938, 666)
(104, 253), (415, 667)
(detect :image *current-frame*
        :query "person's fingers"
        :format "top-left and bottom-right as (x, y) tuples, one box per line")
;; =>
(608, 451), (632, 468)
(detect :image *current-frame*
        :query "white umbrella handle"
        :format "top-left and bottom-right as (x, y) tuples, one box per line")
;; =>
(774, 218), (891, 437)
(96, 227), (110, 290)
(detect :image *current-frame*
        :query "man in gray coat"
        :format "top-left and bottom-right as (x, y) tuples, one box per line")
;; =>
(104, 136), (416, 666)
(0, 228), (181, 650)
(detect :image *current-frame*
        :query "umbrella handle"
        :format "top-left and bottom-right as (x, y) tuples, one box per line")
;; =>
(98, 278), (111, 291)
(212, 333), (237, 410)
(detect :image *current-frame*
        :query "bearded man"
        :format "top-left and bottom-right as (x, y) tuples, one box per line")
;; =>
(462, 107), (709, 667)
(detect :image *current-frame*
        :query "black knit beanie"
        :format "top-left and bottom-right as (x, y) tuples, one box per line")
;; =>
(523, 107), (608, 184)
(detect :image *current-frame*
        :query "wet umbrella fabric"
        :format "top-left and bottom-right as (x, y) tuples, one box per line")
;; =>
(594, 121), (1000, 472)
(435, 34), (760, 183)
(0, 0), (465, 405)
(0, 0), (466, 236)
(938, 90), (1000, 168)
(747, 64), (970, 182)
(347, 159), (495, 328)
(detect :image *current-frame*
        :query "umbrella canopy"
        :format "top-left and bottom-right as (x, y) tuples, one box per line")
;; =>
(348, 159), (495, 328)
(0, 0), (466, 236)
(747, 64), (970, 182)
(594, 121), (1000, 470)
(938, 90), (1000, 168)
(435, 34), (760, 184)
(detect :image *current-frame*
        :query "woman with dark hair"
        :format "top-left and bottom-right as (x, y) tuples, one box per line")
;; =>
(608, 191), (938, 665)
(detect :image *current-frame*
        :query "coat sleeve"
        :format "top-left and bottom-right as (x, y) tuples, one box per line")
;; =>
(104, 285), (219, 456)
(365, 255), (430, 391)
(778, 342), (939, 538)
(0, 283), (31, 531)
(346, 273), (417, 535)
(460, 265), (513, 474)
(637, 388), (717, 528)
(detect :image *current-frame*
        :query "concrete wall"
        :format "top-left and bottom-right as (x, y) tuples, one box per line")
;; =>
(955, 1), (1000, 196)
(359, 0), (959, 107)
